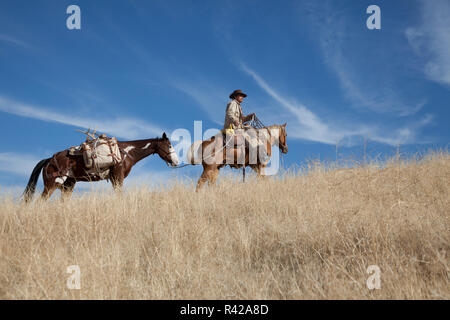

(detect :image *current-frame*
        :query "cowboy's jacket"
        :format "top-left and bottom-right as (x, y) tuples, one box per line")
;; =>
(224, 99), (244, 129)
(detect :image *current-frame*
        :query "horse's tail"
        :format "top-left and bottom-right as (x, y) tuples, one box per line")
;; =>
(186, 140), (203, 165)
(22, 158), (51, 202)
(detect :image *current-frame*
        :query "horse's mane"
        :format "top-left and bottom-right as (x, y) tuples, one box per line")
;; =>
(118, 136), (168, 145)
(263, 124), (283, 130)
(253, 124), (284, 146)
(256, 124), (283, 135)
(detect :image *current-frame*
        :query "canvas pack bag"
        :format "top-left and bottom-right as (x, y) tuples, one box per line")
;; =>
(81, 134), (122, 170)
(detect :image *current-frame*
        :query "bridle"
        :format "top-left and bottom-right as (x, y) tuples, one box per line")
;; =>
(276, 125), (288, 154)
(155, 140), (177, 166)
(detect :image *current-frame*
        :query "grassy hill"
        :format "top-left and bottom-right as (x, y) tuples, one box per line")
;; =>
(0, 151), (448, 299)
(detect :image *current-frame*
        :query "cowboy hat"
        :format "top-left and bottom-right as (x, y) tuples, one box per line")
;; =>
(229, 89), (247, 99)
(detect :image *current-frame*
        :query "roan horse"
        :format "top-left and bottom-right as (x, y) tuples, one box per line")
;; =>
(187, 123), (288, 191)
(23, 132), (179, 201)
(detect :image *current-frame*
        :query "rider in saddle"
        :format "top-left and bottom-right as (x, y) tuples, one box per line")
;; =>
(223, 89), (270, 164)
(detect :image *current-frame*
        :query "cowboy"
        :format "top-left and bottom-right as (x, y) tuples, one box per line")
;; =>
(224, 90), (254, 130)
(224, 90), (269, 164)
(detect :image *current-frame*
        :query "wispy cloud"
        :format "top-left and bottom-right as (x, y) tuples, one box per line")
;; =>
(73, 161), (191, 190)
(170, 80), (228, 126)
(55, 168), (192, 195)
(406, 0), (450, 87)
(241, 64), (432, 146)
(0, 34), (32, 49)
(0, 185), (26, 198)
(241, 63), (338, 144)
(0, 152), (41, 176)
(324, 49), (426, 117)
(123, 167), (188, 188)
(0, 96), (164, 139)
(94, 23), (229, 127)
(301, 1), (425, 117)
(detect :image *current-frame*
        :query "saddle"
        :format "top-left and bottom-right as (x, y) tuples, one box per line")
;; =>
(221, 125), (245, 149)
(220, 125), (270, 165)
(220, 130), (246, 165)
(223, 132), (245, 149)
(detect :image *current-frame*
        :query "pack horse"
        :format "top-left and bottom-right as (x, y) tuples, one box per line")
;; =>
(23, 130), (179, 201)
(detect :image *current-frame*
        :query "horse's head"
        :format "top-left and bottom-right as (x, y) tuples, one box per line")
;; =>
(277, 123), (288, 154)
(156, 132), (180, 167)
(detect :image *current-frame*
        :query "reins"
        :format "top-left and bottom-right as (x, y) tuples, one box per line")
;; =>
(249, 114), (266, 129)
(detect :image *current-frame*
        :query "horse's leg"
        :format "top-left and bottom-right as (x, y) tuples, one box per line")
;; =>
(110, 164), (124, 192)
(41, 179), (57, 201)
(39, 163), (58, 200)
(61, 178), (76, 201)
(209, 166), (220, 186)
(251, 164), (267, 178)
(196, 165), (210, 191)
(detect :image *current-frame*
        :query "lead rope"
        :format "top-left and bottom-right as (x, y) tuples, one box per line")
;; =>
(170, 135), (234, 169)
(170, 163), (191, 169)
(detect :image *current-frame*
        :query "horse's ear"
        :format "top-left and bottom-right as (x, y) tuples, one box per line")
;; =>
(283, 122), (287, 127)
(162, 132), (167, 139)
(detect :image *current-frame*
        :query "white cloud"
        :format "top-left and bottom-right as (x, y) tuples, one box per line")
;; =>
(301, 1), (425, 117)
(0, 185), (27, 200)
(0, 96), (164, 139)
(324, 50), (426, 117)
(73, 165), (192, 191)
(0, 152), (42, 176)
(170, 80), (227, 126)
(241, 63), (338, 144)
(406, 0), (450, 87)
(123, 168), (188, 188)
(0, 34), (32, 49)
(241, 64), (432, 146)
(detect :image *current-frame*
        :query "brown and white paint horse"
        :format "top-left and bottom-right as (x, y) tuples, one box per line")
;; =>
(23, 132), (179, 201)
(187, 124), (288, 191)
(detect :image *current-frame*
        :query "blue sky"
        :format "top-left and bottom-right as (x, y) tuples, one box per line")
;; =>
(0, 0), (449, 195)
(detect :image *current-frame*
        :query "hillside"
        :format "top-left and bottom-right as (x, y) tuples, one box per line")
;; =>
(0, 151), (448, 299)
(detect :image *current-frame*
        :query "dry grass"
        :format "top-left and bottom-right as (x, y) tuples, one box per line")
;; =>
(0, 151), (449, 299)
